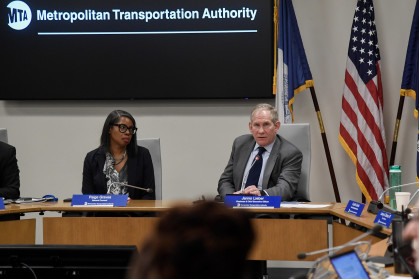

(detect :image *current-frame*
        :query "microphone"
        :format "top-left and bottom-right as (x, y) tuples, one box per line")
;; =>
(377, 182), (418, 204)
(297, 240), (371, 260)
(367, 181), (418, 214)
(298, 224), (382, 259)
(114, 182), (153, 193)
(240, 154), (261, 193)
(301, 224), (382, 278)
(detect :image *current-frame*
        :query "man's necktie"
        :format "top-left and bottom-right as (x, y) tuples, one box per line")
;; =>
(245, 147), (266, 187)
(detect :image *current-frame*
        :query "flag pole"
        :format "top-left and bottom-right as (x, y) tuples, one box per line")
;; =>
(309, 87), (341, 203)
(389, 95), (406, 166)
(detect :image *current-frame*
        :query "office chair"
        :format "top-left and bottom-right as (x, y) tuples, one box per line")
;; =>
(278, 123), (311, 201)
(0, 128), (8, 143)
(137, 138), (162, 200)
(253, 124), (312, 279)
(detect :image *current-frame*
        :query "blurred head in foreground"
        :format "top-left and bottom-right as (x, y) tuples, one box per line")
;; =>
(403, 205), (419, 272)
(129, 201), (255, 279)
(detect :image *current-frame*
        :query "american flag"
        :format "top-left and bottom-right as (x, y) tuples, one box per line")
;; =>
(339, 0), (389, 201)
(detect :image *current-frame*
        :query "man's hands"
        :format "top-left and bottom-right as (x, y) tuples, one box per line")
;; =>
(233, 185), (261, 196)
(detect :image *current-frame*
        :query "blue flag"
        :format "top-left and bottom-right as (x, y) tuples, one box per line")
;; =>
(275, 0), (313, 123)
(401, 0), (419, 182)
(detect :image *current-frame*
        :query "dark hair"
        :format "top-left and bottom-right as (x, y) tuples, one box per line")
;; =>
(99, 110), (138, 155)
(129, 202), (255, 279)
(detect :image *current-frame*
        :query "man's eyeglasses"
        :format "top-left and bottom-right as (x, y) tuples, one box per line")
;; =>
(111, 124), (138, 134)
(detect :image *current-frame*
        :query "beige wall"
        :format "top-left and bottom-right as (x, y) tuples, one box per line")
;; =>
(1, 0), (418, 204)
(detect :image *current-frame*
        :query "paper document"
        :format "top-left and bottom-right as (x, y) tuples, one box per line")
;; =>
(280, 203), (332, 209)
(10, 197), (52, 204)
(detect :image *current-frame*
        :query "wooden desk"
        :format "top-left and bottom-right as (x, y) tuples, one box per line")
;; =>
(39, 200), (334, 214)
(0, 201), (390, 261)
(330, 203), (391, 235)
(42, 216), (329, 261)
(0, 203), (39, 244)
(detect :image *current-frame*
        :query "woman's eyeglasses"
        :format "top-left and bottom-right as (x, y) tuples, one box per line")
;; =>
(112, 124), (137, 134)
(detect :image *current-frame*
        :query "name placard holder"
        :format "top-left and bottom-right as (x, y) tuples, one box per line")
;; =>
(0, 199), (4, 210)
(345, 200), (365, 217)
(374, 210), (394, 228)
(224, 195), (281, 208)
(71, 195), (128, 207)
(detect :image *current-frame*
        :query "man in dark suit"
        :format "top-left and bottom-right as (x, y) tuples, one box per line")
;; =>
(218, 103), (302, 200)
(0, 141), (20, 199)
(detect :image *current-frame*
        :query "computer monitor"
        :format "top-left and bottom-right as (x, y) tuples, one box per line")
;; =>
(0, 244), (137, 278)
(1, 0), (274, 100)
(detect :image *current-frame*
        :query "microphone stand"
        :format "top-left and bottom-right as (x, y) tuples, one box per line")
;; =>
(368, 181), (419, 214)
(114, 182), (153, 193)
(302, 225), (382, 278)
(377, 181), (419, 203)
(305, 241), (371, 279)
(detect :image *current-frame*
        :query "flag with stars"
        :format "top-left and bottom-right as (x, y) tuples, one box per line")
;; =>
(275, 0), (313, 123)
(339, 0), (389, 202)
(400, 0), (419, 182)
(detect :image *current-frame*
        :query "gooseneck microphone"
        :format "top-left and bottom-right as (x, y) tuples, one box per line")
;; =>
(297, 240), (371, 260)
(240, 155), (261, 193)
(300, 224), (382, 278)
(376, 182), (419, 206)
(114, 182), (153, 193)
(368, 181), (418, 214)
(297, 224), (383, 260)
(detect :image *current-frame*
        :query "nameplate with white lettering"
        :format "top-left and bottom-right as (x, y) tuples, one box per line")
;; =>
(0, 199), (4, 210)
(374, 210), (394, 228)
(71, 195), (128, 207)
(345, 200), (365, 217)
(224, 195), (281, 208)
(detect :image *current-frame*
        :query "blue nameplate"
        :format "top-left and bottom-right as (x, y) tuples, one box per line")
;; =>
(374, 210), (394, 228)
(0, 199), (4, 210)
(71, 195), (128, 207)
(224, 195), (281, 208)
(345, 200), (365, 217)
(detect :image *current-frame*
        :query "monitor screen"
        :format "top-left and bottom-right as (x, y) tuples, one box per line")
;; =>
(330, 250), (370, 279)
(0, 244), (137, 277)
(1, 0), (274, 100)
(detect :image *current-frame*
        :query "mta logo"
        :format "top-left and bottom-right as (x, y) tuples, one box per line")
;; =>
(7, 1), (32, 30)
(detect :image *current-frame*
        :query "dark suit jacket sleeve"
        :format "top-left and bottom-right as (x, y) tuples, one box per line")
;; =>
(0, 144), (20, 199)
(264, 141), (302, 200)
(218, 139), (239, 196)
(81, 152), (94, 194)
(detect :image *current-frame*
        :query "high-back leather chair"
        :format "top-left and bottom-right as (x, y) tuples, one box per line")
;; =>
(278, 123), (311, 201)
(137, 138), (162, 200)
(0, 128), (8, 143)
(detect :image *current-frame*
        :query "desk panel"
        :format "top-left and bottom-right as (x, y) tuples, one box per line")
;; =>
(43, 217), (328, 261)
(332, 222), (382, 247)
(0, 219), (36, 244)
(250, 219), (328, 261)
(43, 217), (158, 246)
